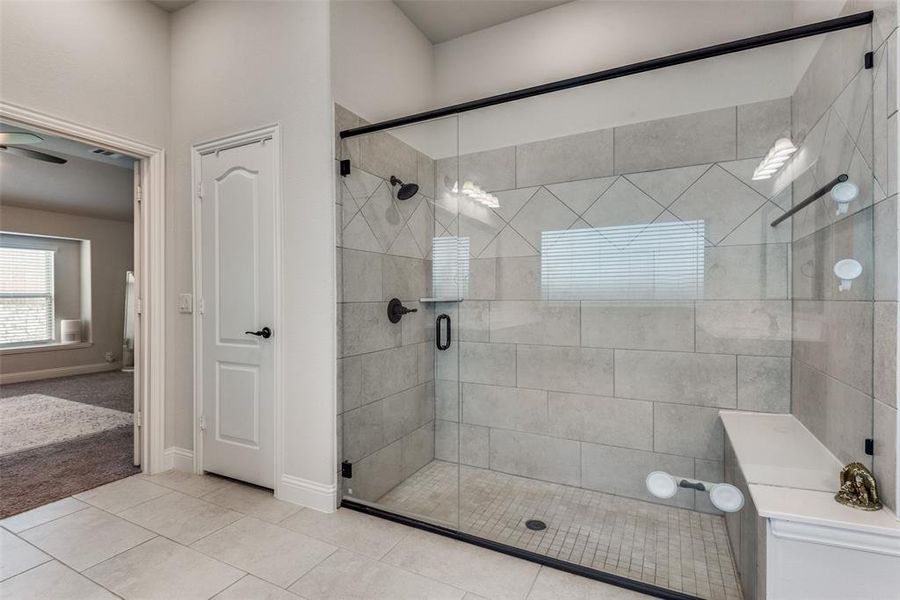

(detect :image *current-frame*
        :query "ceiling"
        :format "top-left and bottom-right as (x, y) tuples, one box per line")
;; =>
(0, 124), (135, 222)
(394, 0), (574, 43)
(148, 0), (196, 12)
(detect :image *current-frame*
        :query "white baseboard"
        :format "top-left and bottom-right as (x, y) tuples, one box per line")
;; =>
(277, 474), (337, 513)
(163, 447), (195, 472)
(0, 362), (121, 385)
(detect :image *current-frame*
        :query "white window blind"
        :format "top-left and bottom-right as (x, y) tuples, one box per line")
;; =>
(0, 246), (55, 346)
(541, 220), (705, 300)
(432, 236), (470, 299)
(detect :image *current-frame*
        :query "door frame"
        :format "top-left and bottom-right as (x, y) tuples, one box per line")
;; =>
(191, 124), (283, 492)
(0, 100), (167, 474)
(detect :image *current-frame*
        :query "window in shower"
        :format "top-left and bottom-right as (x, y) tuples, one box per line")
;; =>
(432, 236), (469, 299)
(541, 220), (705, 300)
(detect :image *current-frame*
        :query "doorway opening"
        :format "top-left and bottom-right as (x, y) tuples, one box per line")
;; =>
(0, 122), (140, 517)
(0, 102), (166, 518)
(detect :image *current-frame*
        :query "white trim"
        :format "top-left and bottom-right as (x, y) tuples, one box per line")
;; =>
(0, 341), (92, 356)
(163, 447), (195, 472)
(191, 125), (283, 495)
(770, 518), (900, 557)
(0, 361), (120, 385)
(0, 101), (166, 475)
(278, 474), (337, 513)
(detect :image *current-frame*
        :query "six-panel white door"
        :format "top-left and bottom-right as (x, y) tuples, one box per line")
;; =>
(199, 140), (275, 489)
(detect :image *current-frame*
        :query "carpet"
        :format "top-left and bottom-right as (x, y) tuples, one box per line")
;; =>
(0, 426), (140, 519)
(0, 371), (134, 412)
(0, 371), (137, 519)
(1, 394), (132, 456)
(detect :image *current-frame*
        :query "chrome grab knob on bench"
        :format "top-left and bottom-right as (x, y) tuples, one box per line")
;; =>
(244, 327), (272, 339)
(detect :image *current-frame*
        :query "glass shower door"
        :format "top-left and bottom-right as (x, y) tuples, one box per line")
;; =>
(338, 114), (460, 530)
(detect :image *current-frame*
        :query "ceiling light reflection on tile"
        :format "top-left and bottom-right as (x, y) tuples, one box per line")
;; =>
(752, 138), (797, 180)
(450, 179), (500, 208)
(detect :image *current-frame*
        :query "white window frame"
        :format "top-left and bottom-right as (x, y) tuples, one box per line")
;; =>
(0, 234), (59, 348)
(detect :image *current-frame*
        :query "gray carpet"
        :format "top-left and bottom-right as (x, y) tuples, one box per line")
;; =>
(1, 394), (133, 456)
(0, 371), (138, 519)
(0, 426), (139, 519)
(0, 371), (134, 412)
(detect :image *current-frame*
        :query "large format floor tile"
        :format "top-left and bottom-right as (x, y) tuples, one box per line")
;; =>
(280, 507), (410, 559)
(383, 529), (541, 600)
(0, 528), (50, 580)
(118, 491), (242, 545)
(192, 516), (336, 588)
(0, 498), (89, 534)
(201, 480), (301, 523)
(74, 476), (169, 514)
(19, 507), (155, 571)
(213, 574), (301, 600)
(3, 469), (661, 600)
(291, 548), (466, 600)
(84, 536), (243, 600)
(143, 470), (230, 498)
(0, 560), (116, 600)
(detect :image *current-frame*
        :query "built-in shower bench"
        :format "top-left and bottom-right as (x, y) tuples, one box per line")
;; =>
(719, 411), (900, 600)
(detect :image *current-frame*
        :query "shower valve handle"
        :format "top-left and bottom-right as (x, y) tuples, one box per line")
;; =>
(387, 298), (417, 324)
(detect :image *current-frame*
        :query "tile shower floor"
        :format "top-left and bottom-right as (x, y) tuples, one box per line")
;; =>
(378, 461), (741, 600)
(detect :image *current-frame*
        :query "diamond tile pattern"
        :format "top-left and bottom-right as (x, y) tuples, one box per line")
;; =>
(509, 188), (580, 249)
(669, 165), (767, 245)
(341, 168), (436, 259)
(342, 157), (786, 261)
(624, 165), (709, 208)
(581, 177), (665, 232)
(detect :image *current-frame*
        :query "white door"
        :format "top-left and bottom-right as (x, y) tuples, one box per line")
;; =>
(199, 139), (276, 488)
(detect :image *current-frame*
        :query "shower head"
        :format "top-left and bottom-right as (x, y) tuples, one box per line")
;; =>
(390, 176), (419, 201)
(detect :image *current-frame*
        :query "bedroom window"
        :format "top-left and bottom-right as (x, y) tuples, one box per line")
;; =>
(0, 245), (55, 347)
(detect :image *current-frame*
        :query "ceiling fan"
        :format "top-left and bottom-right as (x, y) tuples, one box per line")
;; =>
(0, 132), (67, 164)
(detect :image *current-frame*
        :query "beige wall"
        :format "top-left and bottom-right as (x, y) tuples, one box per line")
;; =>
(0, 205), (133, 375)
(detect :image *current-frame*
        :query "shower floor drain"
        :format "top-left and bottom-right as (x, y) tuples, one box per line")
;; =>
(525, 519), (547, 531)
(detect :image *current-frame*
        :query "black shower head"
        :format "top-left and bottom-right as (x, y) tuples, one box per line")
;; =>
(390, 176), (419, 201)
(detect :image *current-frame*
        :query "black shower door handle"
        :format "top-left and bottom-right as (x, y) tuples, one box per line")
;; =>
(436, 314), (451, 351)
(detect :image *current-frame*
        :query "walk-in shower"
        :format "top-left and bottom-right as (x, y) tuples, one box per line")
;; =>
(336, 11), (878, 599)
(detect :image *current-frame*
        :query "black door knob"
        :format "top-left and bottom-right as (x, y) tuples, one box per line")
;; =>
(244, 327), (272, 339)
(387, 298), (418, 323)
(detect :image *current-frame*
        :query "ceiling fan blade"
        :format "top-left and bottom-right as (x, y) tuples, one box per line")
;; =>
(0, 132), (44, 145)
(0, 145), (67, 164)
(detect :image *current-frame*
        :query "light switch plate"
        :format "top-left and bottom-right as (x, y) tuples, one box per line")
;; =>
(178, 293), (193, 314)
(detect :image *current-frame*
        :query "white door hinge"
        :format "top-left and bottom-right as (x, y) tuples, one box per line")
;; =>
(135, 411), (142, 427)
(135, 298), (143, 315)
(199, 297), (205, 315)
(199, 415), (207, 432)
(135, 185), (143, 202)
(197, 181), (204, 200)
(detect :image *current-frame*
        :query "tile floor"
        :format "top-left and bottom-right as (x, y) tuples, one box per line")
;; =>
(0, 470), (652, 599)
(377, 461), (741, 600)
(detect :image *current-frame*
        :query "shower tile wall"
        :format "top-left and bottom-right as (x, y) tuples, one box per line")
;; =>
(789, 4), (898, 512)
(433, 97), (795, 514)
(335, 104), (438, 502)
